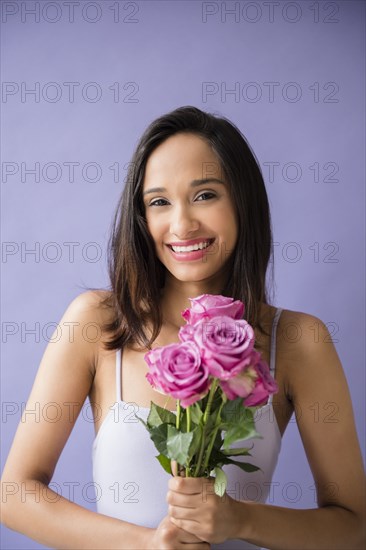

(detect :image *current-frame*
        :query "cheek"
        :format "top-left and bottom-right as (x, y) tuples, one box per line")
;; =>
(145, 212), (157, 233)
(215, 206), (238, 237)
(146, 216), (164, 244)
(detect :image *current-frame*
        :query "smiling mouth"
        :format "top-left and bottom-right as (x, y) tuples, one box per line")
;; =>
(167, 239), (215, 253)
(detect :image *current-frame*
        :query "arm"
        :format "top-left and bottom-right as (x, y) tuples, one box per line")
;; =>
(1, 291), (208, 550)
(1, 292), (148, 549)
(167, 314), (366, 549)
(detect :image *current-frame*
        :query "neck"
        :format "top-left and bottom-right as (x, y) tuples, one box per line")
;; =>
(160, 277), (227, 329)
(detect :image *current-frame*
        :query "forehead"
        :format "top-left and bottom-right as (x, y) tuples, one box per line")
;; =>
(143, 133), (223, 186)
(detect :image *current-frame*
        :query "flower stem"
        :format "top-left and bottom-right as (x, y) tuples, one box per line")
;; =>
(175, 400), (181, 475)
(185, 406), (191, 477)
(202, 393), (226, 472)
(194, 379), (218, 477)
(176, 400), (181, 430)
(203, 379), (218, 424)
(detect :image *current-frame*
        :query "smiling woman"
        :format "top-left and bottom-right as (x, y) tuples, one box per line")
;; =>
(1, 106), (365, 550)
(143, 176), (226, 260)
(142, 133), (238, 295)
(100, 106), (273, 355)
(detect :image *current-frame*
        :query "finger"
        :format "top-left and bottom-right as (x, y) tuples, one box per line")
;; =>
(171, 516), (205, 539)
(167, 489), (200, 508)
(171, 460), (178, 476)
(170, 462), (187, 478)
(169, 476), (207, 494)
(169, 504), (199, 521)
(169, 518), (202, 543)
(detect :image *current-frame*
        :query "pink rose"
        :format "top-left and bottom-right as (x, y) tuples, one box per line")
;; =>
(220, 364), (259, 400)
(182, 294), (244, 325)
(179, 315), (255, 381)
(145, 342), (211, 407)
(243, 360), (279, 407)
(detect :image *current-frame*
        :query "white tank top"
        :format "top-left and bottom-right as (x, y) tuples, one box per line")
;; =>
(92, 308), (283, 550)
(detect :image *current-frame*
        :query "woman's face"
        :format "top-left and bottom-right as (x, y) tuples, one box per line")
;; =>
(142, 132), (238, 286)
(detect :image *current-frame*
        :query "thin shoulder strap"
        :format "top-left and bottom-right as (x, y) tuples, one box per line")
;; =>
(268, 308), (283, 405)
(115, 348), (122, 402)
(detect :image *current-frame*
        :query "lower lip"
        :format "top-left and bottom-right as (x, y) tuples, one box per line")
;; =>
(167, 240), (215, 262)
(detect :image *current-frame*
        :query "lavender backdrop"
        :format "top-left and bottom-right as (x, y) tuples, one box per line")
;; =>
(1, 1), (365, 548)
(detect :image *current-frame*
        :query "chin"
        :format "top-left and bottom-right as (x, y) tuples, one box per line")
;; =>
(167, 268), (219, 283)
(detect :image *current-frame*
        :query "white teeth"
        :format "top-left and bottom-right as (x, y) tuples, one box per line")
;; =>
(171, 240), (212, 253)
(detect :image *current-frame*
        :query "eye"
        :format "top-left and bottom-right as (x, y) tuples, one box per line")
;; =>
(148, 198), (169, 207)
(196, 192), (216, 201)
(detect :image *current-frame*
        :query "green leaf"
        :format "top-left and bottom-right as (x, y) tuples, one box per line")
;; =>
(187, 425), (203, 461)
(149, 423), (170, 455)
(166, 426), (194, 464)
(156, 454), (172, 475)
(147, 402), (176, 429)
(221, 446), (253, 456)
(214, 467), (227, 497)
(221, 397), (251, 425)
(221, 401), (261, 448)
(223, 424), (261, 449)
(180, 415), (197, 432)
(226, 458), (261, 473)
(209, 448), (261, 473)
(189, 402), (204, 424)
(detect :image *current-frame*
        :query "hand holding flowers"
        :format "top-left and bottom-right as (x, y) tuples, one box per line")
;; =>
(167, 476), (240, 545)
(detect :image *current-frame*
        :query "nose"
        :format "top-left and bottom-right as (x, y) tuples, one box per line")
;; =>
(170, 203), (200, 239)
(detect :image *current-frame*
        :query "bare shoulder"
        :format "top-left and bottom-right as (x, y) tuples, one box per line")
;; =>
(69, 288), (112, 312)
(277, 308), (333, 354)
(67, 289), (115, 326)
(61, 290), (116, 366)
(262, 305), (328, 356)
(277, 307), (328, 344)
(277, 307), (347, 404)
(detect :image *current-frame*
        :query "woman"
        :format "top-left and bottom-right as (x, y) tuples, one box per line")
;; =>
(1, 106), (365, 549)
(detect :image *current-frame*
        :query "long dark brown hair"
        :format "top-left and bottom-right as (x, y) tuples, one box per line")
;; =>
(92, 106), (275, 351)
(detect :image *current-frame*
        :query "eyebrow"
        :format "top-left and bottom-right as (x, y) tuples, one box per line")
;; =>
(143, 178), (225, 197)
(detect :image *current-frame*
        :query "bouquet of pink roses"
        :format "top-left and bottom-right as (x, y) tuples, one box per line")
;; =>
(139, 294), (278, 496)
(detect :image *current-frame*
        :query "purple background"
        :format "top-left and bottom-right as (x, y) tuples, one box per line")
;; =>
(1, 1), (365, 548)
